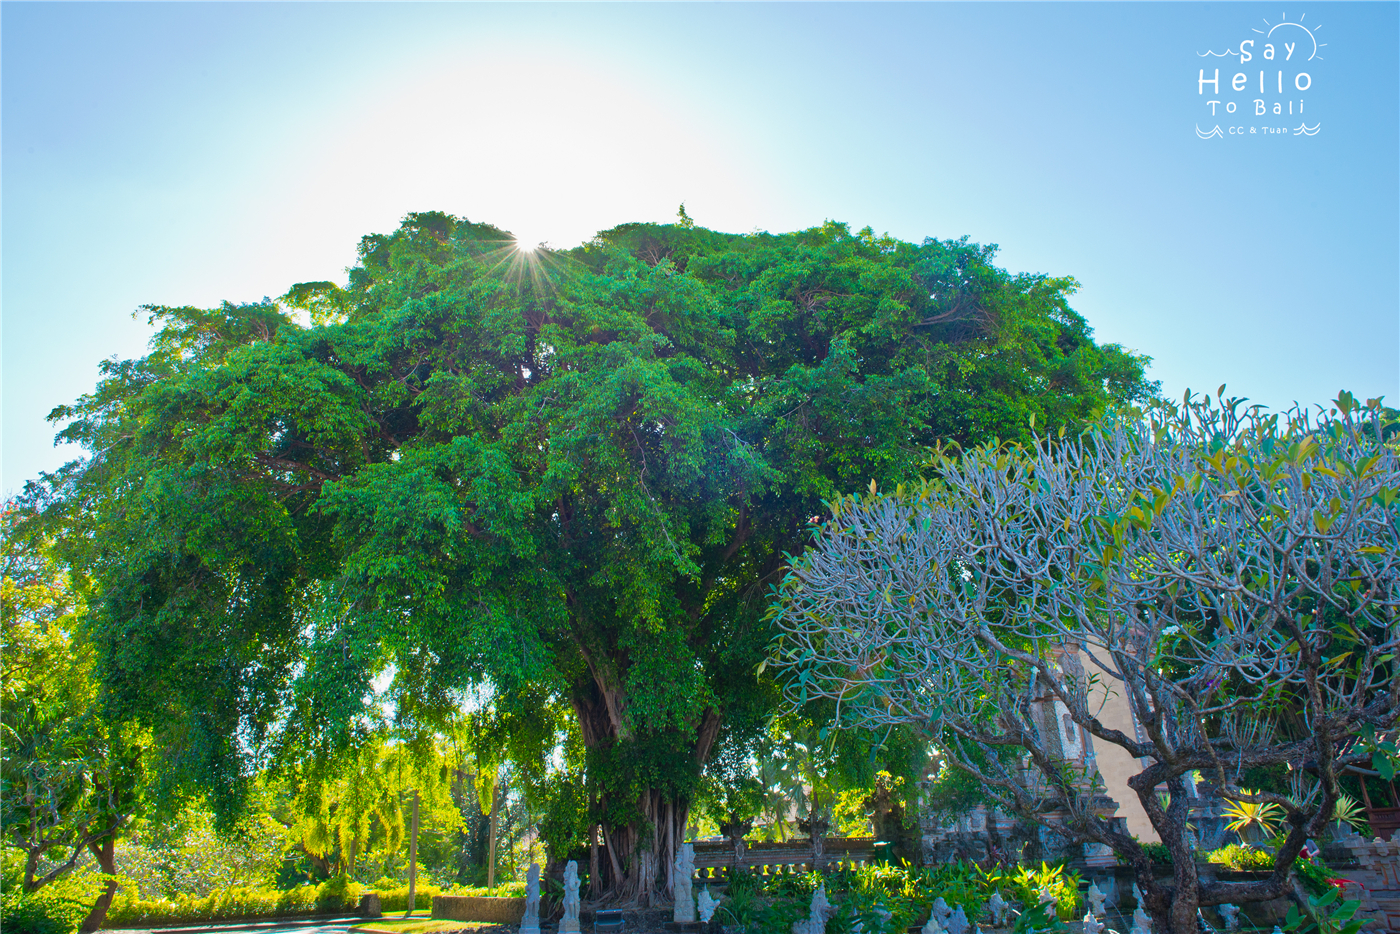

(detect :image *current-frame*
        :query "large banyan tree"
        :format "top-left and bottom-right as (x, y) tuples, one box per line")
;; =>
(48, 212), (1155, 901)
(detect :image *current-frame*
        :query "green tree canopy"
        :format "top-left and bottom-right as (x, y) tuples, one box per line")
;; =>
(47, 212), (1155, 900)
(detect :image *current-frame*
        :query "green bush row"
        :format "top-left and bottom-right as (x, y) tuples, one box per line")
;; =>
(102, 877), (524, 927)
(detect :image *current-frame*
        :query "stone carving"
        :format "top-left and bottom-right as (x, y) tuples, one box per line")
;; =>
(561, 861), (582, 934)
(673, 843), (696, 924)
(792, 885), (835, 934)
(986, 892), (1009, 927)
(1132, 883), (1144, 910)
(920, 912), (944, 934)
(1130, 906), (1151, 934)
(697, 885), (719, 924)
(944, 906), (968, 934)
(520, 864), (542, 934)
(1086, 882), (1106, 918)
(932, 898), (952, 923)
(1082, 911), (1104, 934)
(1217, 903), (1240, 931)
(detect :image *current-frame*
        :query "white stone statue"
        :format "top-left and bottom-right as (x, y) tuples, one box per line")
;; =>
(1082, 911), (1104, 934)
(792, 885), (835, 934)
(561, 861), (582, 934)
(920, 912), (944, 934)
(945, 906), (968, 934)
(697, 885), (719, 924)
(1130, 906), (1151, 934)
(987, 892), (1009, 927)
(1218, 903), (1240, 932)
(932, 898), (952, 923)
(520, 863), (542, 934)
(1086, 883), (1106, 918)
(1131, 883), (1144, 910)
(673, 843), (696, 924)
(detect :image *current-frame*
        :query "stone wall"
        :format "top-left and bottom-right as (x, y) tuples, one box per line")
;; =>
(431, 896), (526, 924)
(1324, 830), (1400, 932)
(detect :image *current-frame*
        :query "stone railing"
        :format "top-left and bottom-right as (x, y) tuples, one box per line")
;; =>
(689, 836), (880, 881)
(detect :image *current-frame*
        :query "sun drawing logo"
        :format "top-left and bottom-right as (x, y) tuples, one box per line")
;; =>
(1195, 11), (1324, 139)
(1198, 11), (1326, 62)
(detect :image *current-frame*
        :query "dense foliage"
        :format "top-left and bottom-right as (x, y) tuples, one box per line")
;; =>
(43, 211), (1155, 900)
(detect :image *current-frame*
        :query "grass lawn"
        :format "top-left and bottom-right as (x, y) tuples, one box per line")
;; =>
(351, 915), (506, 934)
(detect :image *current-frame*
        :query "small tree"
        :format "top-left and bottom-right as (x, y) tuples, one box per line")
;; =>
(1, 499), (145, 931)
(769, 392), (1400, 934)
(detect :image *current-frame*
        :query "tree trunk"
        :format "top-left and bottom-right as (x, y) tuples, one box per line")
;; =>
(1130, 772), (1201, 934)
(571, 675), (722, 905)
(407, 790), (420, 915)
(78, 835), (117, 933)
(487, 778), (501, 891)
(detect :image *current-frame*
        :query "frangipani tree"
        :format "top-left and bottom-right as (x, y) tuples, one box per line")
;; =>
(769, 392), (1400, 934)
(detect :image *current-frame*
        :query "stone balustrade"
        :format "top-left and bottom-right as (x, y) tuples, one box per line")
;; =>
(688, 836), (880, 881)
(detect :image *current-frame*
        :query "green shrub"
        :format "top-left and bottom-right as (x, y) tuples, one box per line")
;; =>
(99, 877), (524, 928)
(1204, 844), (1274, 871)
(1001, 863), (1080, 922)
(1, 888), (91, 934)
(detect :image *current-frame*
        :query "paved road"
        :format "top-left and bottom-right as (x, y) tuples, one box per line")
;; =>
(114, 916), (364, 934)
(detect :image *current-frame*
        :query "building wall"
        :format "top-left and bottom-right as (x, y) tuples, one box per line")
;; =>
(1084, 665), (1159, 843)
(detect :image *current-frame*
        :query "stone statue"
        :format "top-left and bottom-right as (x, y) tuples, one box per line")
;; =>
(1130, 906), (1151, 934)
(561, 861), (582, 934)
(697, 885), (719, 924)
(1131, 883), (1144, 910)
(520, 863), (542, 934)
(1086, 883), (1106, 918)
(673, 843), (696, 924)
(792, 884), (835, 934)
(945, 906), (968, 934)
(986, 892), (1009, 927)
(1082, 911), (1104, 934)
(920, 912), (944, 934)
(1218, 903), (1240, 932)
(932, 898), (952, 923)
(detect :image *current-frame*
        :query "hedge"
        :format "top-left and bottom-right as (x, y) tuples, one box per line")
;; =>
(102, 879), (525, 928)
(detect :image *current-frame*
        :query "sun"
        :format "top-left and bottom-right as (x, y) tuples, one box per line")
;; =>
(512, 230), (549, 254)
(1253, 12), (1325, 61)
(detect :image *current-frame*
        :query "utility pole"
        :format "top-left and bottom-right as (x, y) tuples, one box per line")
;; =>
(407, 790), (420, 917)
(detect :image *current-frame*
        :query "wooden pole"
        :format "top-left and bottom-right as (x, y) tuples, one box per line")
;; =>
(407, 790), (420, 917)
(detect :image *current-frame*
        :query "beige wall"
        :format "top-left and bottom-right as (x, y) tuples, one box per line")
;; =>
(1083, 661), (1160, 843)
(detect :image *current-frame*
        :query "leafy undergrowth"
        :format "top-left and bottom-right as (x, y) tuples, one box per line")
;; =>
(713, 860), (1082, 934)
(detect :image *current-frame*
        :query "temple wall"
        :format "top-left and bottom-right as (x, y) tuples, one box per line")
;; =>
(1082, 654), (1160, 843)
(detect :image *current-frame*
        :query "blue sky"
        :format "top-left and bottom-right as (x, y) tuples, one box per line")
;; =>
(4, 2), (1397, 494)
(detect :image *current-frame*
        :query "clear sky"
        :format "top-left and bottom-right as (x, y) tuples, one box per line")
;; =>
(4, 2), (1397, 494)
